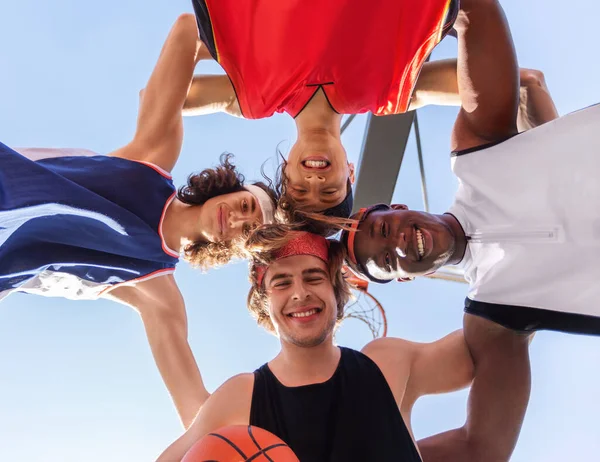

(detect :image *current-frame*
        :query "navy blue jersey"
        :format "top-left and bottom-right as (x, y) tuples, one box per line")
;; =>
(0, 142), (179, 300)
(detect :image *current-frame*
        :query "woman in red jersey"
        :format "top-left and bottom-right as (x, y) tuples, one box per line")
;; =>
(183, 0), (457, 217)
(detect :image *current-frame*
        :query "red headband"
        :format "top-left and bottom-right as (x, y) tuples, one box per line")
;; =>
(346, 208), (368, 265)
(255, 232), (330, 286)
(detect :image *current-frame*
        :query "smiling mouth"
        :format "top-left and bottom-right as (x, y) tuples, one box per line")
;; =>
(415, 226), (425, 260)
(302, 157), (331, 170)
(218, 206), (227, 236)
(287, 308), (322, 318)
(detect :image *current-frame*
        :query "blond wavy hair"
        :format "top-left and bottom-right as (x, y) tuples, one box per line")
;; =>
(245, 225), (352, 333)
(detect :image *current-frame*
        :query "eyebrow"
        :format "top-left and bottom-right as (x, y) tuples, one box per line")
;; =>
(268, 268), (328, 284)
(269, 272), (293, 284)
(302, 268), (329, 277)
(251, 196), (256, 214)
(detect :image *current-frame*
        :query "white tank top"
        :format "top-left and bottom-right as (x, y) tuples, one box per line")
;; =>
(447, 104), (600, 329)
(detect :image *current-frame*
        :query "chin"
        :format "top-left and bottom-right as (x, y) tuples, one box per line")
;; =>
(285, 331), (329, 348)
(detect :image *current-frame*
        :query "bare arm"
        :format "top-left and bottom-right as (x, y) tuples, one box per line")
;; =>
(362, 330), (473, 410)
(451, 0), (519, 151)
(517, 68), (559, 131)
(111, 14), (210, 172)
(417, 314), (532, 462)
(409, 60), (559, 130)
(183, 74), (242, 117)
(157, 374), (254, 461)
(403, 329), (474, 404)
(105, 275), (209, 429)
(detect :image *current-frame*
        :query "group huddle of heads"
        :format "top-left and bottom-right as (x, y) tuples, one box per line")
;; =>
(191, 153), (459, 336)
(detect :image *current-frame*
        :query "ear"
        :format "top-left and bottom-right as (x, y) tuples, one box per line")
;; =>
(391, 204), (408, 211)
(348, 162), (356, 185)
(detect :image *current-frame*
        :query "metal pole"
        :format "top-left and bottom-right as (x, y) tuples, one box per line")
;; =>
(340, 114), (357, 134)
(413, 113), (430, 213)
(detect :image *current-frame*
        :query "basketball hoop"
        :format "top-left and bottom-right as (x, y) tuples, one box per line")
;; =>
(342, 269), (388, 339)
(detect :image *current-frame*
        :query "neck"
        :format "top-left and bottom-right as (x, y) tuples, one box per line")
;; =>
(163, 199), (206, 252)
(294, 89), (343, 140)
(270, 338), (341, 387)
(441, 213), (468, 265)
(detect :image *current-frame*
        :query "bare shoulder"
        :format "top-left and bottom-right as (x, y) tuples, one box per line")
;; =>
(204, 373), (255, 424)
(157, 373), (255, 461)
(361, 338), (416, 405)
(361, 337), (416, 366)
(217, 372), (255, 395)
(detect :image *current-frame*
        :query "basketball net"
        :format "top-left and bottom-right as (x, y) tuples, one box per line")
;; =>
(341, 269), (388, 339)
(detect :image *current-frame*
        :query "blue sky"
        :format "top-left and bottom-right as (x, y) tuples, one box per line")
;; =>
(1, 0), (599, 460)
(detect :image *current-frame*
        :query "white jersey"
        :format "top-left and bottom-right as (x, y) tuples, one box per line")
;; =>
(447, 104), (600, 335)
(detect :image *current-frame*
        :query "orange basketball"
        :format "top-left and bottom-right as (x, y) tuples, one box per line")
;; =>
(182, 425), (299, 462)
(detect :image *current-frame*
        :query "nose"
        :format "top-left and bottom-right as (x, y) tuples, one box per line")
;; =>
(394, 232), (408, 258)
(291, 280), (311, 301)
(304, 174), (326, 182)
(228, 211), (245, 229)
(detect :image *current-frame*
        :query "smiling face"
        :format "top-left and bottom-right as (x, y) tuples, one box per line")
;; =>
(198, 190), (265, 243)
(353, 205), (457, 281)
(284, 133), (355, 212)
(264, 255), (338, 347)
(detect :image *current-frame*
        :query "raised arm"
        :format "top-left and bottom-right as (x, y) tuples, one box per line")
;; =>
(451, 0), (519, 151)
(157, 374), (254, 461)
(183, 74), (241, 117)
(111, 14), (210, 172)
(409, 60), (559, 131)
(105, 275), (209, 429)
(417, 315), (532, 462)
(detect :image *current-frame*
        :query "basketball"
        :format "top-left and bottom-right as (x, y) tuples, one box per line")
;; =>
(182, 425), (299, 462)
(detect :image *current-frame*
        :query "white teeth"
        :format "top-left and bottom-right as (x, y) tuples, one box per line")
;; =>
(416, 229), (424, 258)
(304, 160), (328, 168)
(290, 309), (319, 318)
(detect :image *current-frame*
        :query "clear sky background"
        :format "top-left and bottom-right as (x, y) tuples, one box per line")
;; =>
(0, 1), (599, 460)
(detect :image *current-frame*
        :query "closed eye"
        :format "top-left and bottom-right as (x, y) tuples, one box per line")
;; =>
(305, 276), (325, 284)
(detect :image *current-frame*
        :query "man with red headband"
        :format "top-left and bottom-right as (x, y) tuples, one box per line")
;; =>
(158, 231), (531, 461)
(341, 0), (600, 336)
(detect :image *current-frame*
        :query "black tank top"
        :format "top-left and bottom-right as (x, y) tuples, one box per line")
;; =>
(250, 347), (421, 462)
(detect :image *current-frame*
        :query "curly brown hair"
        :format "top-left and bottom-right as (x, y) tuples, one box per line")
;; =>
(178, 153), (277, 271)
(245, 226), (352, 334)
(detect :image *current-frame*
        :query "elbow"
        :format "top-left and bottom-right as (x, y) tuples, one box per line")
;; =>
(173, 13), (198, 35)
(520, 68), (547, 89)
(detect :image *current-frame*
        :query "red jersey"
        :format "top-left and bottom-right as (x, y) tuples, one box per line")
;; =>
(193, 0), (455, 119)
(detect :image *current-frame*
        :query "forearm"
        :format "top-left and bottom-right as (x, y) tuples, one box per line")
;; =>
(418, 428), (471, 461)
(134, 14), (202, 146)
(183, 74), (238, 116)
(409, 59), (461, 111)
(418, 315), (531, 462)
(142, 313), (209, 429)
(517, 69), (559, 131)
